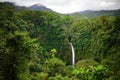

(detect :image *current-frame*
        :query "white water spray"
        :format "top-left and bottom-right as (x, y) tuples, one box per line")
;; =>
(69, 43), (75, 68)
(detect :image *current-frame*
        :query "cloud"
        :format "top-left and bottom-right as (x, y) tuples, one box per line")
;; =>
(41, 0), (120, 13)
(101, 2), (115, 7)
(1, 0), (120, 13)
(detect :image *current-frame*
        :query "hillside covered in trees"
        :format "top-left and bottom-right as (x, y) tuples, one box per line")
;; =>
(0, 2), (120, 80)
(69, 9), (120, 18)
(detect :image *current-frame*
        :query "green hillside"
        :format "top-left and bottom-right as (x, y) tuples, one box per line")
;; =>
(70, 9), (120, 18)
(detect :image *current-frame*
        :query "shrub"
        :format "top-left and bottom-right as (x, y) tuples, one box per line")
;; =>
(72, 65), (108, 80)
(48, 58), (66, 76)
(48, 74), (69, 80)
(38, 72), (48, 80)
(64, 65), (74, 76)
(76, 59), (99, 68)
(30, 72), (48, 80)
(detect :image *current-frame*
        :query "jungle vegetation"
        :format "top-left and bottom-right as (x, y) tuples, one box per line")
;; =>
(0, 2), (120, 80)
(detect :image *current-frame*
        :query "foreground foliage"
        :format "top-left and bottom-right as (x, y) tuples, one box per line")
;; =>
(73, 65), (108, 80)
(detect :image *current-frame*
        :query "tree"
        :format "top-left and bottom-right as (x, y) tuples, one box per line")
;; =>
(0, 31), (39, 80)
(48, 58), (66, 77)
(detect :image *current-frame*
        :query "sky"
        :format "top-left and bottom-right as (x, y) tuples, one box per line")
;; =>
(1, 0), (120, 14)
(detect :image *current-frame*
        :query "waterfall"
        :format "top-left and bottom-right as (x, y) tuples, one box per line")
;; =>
(69, 43), (75, 68)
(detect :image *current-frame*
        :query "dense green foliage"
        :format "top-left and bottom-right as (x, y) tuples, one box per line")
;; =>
(0, 2), (120, 80)
(73, 65), (108, 80)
